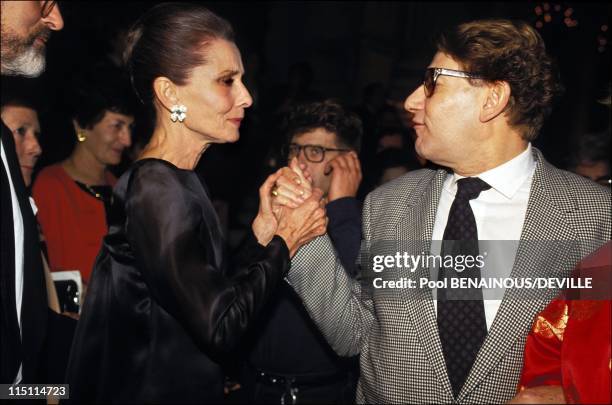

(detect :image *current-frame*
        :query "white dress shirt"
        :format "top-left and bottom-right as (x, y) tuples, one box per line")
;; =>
(430, 143), (536, 331)
(1, 141), (24, 384)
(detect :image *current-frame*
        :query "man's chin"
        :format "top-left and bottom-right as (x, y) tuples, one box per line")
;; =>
(415, 142), (443, 166)
(414, 140), (428, 160)
(1, 47), (46, 77)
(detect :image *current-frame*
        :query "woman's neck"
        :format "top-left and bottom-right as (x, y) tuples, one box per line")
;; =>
(63, 146), (107, 185)
(139, 122), (210, 170)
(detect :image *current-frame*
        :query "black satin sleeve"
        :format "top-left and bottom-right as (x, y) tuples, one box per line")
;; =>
(125, 162), (290, 354)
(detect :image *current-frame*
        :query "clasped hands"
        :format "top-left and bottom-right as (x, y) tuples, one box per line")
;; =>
(252, 158), (327, 257)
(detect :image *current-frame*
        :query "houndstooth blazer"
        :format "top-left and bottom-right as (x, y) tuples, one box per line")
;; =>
(287, 147), (611, 404)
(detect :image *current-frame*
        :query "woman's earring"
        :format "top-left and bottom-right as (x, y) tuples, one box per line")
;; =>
(77, 130), (87, 142)
(170, 105), (187, 123)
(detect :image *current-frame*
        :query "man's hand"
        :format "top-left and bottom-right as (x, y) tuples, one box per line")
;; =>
(271, 157), (313, 208)
(253, 160), (313, 245)
(271, 157), (313, 212)
(327, 151), (362, 202)
(275, 188), (328, 257)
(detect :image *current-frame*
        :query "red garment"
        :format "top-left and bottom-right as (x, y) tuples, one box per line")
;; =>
(32, 164), (116, 283)
(518, 242), (612, 404)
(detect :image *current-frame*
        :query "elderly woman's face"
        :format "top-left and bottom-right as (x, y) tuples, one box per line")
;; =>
(179, 39), (252, 144)
(1, 105), (42, 186)
(79, 110), (133, 166)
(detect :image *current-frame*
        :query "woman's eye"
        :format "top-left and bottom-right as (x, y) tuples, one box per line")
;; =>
(222, 78), (234, 86)
(15, 127), (27, 137)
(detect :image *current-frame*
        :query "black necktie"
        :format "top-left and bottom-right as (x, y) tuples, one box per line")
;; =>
(437, 177), (491, 398)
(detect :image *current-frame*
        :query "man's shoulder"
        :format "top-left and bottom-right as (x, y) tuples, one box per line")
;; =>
(559, 167), (608, 194)
(535, 157), (610, 241)
(368, 168), (441, 202)
(560, 169), (609, 198)
(359, 168), (443, 229)
(538, 160), (610, 209)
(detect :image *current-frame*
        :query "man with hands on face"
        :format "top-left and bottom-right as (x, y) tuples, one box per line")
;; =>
(240, 100), (363, 404)
(273, 100), (363, 277)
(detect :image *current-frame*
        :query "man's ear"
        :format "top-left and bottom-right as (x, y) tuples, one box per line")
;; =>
(480, 81), (511, 123)
(152, 76), (180, 112)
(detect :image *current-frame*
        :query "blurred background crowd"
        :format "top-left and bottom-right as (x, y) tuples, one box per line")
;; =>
(5, 2), (609, 246)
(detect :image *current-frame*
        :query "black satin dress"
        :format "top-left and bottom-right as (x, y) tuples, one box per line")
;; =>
(65, 159), (289, 403)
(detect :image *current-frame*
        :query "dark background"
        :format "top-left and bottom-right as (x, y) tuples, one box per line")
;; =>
(4, 1), (610, 204)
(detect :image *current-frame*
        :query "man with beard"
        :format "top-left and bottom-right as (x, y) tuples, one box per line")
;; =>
(1, 0), (64, 384)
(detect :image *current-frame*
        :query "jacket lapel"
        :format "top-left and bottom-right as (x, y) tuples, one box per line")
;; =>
(1, 121), (47, 383)
(395, 169), (455, 399)
(0, 127), (23, 383)
(457, 148), (580, 401)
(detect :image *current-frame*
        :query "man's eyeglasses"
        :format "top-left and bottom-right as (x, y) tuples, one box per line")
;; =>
(41, 0), (57, 18)
(423, 67), (482, 97)
(286, 143), (350, 163)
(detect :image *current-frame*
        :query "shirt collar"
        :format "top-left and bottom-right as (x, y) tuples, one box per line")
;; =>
(448, 143), (535, 199)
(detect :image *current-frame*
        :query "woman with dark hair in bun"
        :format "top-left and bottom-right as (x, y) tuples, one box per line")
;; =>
(65, 3), (326, 403)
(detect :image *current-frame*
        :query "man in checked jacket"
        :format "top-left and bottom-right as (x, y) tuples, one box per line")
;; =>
(279, 19), (611, 404)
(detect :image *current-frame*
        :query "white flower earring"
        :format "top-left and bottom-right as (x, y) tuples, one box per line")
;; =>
(170, 105), (187, 122)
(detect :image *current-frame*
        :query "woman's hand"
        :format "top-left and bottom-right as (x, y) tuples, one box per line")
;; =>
(275, 187), (327, 257)
(252, 170), (284, 246)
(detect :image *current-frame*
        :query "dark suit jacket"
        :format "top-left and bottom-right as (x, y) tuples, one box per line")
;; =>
(1, 121), (48, 383)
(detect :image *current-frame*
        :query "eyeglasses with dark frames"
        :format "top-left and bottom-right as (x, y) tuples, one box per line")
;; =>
(41, 0), (57, 18)
(286, 143), (350, 163)
(423, 67), (482, 97)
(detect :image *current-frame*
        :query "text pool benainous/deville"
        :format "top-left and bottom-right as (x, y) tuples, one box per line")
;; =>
(372, 277), (593, 289)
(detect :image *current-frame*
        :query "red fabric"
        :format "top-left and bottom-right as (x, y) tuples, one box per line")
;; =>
(519, 242), (612, 404)
(32, 164), (116, 283)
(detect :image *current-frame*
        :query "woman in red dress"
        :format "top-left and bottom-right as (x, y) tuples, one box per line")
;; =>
(32, 66), (135, 285)
(511, 241), (611, 404)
